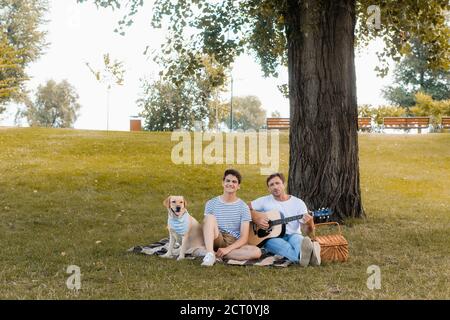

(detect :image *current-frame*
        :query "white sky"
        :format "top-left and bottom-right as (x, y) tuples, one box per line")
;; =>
(0, 0), (393, 131)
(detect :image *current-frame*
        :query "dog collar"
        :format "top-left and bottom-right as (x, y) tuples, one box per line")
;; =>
(168, 211), (190, 236)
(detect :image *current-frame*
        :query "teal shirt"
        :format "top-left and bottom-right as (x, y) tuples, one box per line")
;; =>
(168, 212), (190, 236)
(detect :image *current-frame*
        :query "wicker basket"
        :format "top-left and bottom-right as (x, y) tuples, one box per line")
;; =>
(312, 222), (349, 263)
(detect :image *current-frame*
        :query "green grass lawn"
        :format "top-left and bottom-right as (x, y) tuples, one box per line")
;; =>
(0, 127), (449, 299)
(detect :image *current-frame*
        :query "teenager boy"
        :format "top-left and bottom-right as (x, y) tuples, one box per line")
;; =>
(201, 169), (262, 267)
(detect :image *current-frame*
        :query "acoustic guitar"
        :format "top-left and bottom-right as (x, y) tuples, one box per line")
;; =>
(248, 208), (332, 247)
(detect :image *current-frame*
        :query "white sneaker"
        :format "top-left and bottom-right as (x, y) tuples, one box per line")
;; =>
(310, 241), (321, 266)
(299, 236), (313, 267)
(201, 252), (216, 267)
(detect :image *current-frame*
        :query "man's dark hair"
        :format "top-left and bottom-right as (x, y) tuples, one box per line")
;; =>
(223, 169), (242, 184)
(266, 173), (285, 186)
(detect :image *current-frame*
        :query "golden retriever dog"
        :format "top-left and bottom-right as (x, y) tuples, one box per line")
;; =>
(162, 196), (206, 260)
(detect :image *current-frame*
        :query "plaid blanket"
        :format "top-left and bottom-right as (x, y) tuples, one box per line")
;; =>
(127, 238), (293, 267)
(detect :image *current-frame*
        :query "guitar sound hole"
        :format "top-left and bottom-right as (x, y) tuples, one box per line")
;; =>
(257, 228), (272, 238)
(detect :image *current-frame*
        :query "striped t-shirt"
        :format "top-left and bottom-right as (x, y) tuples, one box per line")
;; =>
(204, 196), (251, 239)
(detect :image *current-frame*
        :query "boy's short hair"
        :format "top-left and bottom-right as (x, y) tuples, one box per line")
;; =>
(266, 173), (285, 186)
(223, 169), (242, 184)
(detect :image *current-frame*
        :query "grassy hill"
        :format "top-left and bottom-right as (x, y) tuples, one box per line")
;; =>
(0, 128), (449, 299)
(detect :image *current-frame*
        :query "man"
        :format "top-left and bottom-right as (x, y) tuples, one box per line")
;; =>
(201, 169), (262, 267)
(249, 173), (321, 266)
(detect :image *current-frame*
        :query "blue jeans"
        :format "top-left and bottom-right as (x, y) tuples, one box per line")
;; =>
(263, 233), (304, 263)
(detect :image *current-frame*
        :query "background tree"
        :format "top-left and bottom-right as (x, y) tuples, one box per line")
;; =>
(86, 53), (125, 131)
(358, 105), (406, 125)
(139, 53), (229, 131)
(410, 92), (450, 127)
(357, 104), (373, 118)
(223, 95), (266, 130)
(138, 78), (199, 131)
(17, 79), (81, 128)
(0, 0), (48, 105)
(382, 38), (450, 108)
(0, 35), (22, 111)
(79, 0), (450, 220)
(270, 110), (281, 118)
(193, 55), (229, 130)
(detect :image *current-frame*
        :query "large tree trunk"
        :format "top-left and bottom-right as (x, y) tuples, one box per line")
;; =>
(285, 0), (365, 220)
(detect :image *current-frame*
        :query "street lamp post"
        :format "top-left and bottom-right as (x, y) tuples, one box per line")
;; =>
(106, 85), (111, 131)
(230, 76), (233, 132)
(229, 76), (244, 132)
(85, 54), (125, 133)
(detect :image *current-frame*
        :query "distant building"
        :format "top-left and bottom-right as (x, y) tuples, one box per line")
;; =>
(130, 116), (142, 132)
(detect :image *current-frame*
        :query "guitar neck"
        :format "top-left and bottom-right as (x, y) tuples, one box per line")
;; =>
(271, 214), (304, 226)
(268, 209), (331, 227)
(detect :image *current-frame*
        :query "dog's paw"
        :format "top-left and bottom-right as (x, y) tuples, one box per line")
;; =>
(177, 255), (185, 261)
(161, 253), (172, 259)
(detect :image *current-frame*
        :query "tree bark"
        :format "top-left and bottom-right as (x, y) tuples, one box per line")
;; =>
(285, 0), (365, 220)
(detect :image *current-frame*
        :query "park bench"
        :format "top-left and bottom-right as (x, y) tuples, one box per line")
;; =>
(266, 117), (290, 130)
(383, 117), (430, 131)
(358, 117), (371, 131)
(441, 117), (450, 129)
(267, 117), (373, 131)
